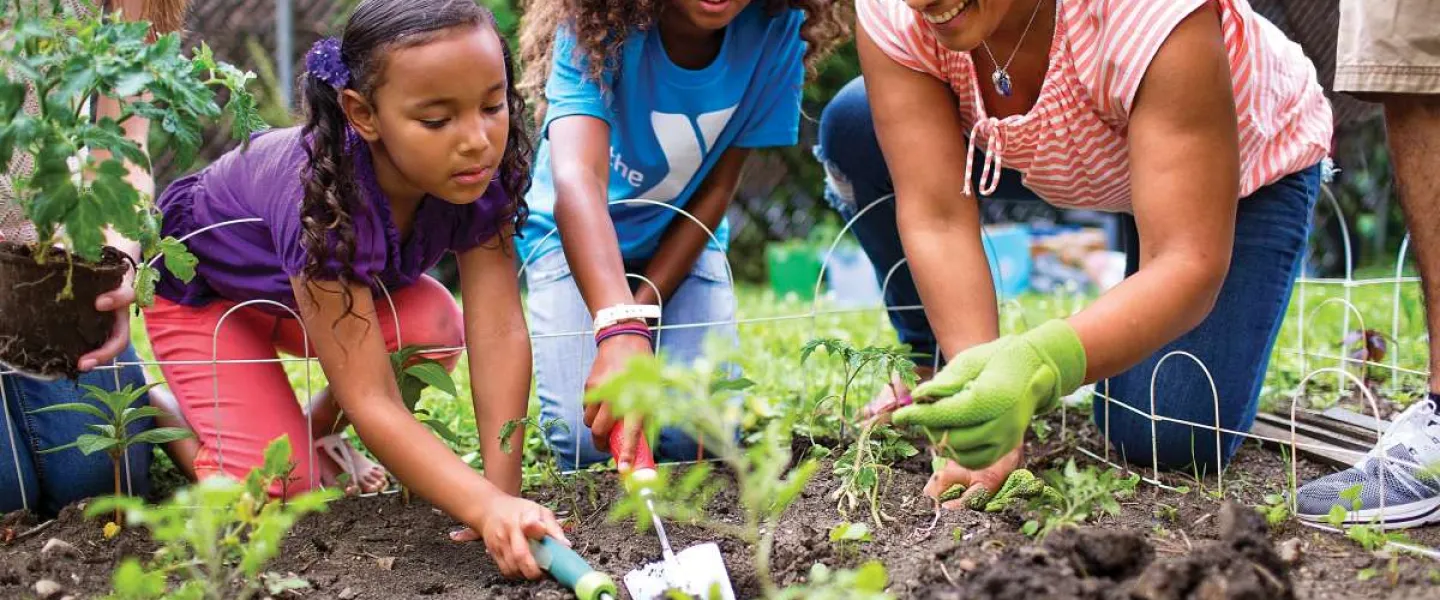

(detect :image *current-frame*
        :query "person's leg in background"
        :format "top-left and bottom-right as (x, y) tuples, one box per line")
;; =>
(273, 275), (462, 493)
(526, 250), (614, 471)
(1095, 166), (1320, 475)
(1293, 0), (1440, 528)
(0, 346), (152, 516)
(815, 77), (1044, 416)
(144, 298), (344, 497)
(647, 249), (740, 462)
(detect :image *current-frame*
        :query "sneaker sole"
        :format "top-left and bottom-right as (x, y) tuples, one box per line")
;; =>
(1296, 495), (1440, 531)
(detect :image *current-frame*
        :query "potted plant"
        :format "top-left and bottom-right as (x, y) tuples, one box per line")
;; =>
(0, 2), (264, 378)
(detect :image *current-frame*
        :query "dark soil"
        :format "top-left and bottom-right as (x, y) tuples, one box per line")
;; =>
(0, 241), (127, 379)
(4, 416), (1440, 599)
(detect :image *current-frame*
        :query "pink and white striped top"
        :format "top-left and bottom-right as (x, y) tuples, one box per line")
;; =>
(858, 0), (1333, 211)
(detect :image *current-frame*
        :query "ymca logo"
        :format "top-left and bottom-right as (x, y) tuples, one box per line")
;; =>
(608, 105), (737, 202)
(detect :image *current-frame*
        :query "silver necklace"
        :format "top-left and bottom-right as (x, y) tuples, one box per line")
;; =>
(979, 0), (1047, 97)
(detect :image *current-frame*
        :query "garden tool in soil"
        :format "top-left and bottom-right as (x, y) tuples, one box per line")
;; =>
(528, 536), (619, 600)
(609, 426), (736, 600)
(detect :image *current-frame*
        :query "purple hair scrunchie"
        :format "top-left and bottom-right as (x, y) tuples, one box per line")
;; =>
(305, 37), (350, 89)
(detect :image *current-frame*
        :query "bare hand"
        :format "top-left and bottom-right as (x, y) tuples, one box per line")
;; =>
(584, 332), (651, 470)
(79, 269), (135, 372)
(454, 495), (569, 580)
(923, 446), (1023, 510)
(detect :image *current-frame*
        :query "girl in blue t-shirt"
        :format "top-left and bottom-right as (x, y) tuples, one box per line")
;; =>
(512, 0), (847, 470)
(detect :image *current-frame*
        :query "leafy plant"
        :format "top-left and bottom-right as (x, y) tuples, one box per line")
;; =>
(1254, 492), (1291, 530)
(589, 346), (817, 595)
(1325, 484), (1416, 553)
(0, 3), (263, 300)
(801, 339), (918, 526)
(827, 522), (872, 559)
(390, 344), (462, 446)
(772, 561), (893, 600)
(500, 416), (601, 519)
(91, 437), (339, 600)
(1020, 460), (1139, 539)
(33, 382), (192, 526)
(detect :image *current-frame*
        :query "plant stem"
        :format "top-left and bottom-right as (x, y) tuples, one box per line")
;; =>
(113, 456), (122, 526)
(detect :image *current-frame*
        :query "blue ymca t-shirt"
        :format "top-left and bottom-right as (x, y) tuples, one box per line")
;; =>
(519, 3), (807, 262)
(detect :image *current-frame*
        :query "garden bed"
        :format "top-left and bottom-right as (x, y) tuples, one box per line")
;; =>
(6, 415), (1440, 600)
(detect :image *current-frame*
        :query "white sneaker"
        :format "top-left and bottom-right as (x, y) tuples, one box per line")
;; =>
(1295, 398), (1440, 530)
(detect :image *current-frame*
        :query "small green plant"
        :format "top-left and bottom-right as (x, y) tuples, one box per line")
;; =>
(390, 344), (462, 446)
(0, 3), (264, 300)
(500, 416), (601, 519)
(590, 345), (817, 596)
(827, 522), (872, 559)
(1325, 484), (1416, 553)
(1021, 460), (1139, 539)
(772, 561), (893, 600)
(1254, 492), (1290, 530)
(801, 339), (918, 526)
(91, 437), (339, 600)
(1154, 502), (1180, 524)
(33, 382), (192, 526)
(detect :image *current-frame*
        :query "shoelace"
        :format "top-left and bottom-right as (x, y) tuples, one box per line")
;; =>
(1367, 400), (1440, 498)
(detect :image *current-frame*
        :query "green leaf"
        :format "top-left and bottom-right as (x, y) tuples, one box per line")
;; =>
(129, 427), (193, 446)
(499, 419), (522, 454)
(421, 417), (460, 446)
(710, 377), (755, 394)
(158, 237), (197, 282)
(853, 561), (889, 591)
(119, 406), (168, 427)
(263, 436), (295, 478)
(111, 557), (165, 599)
(27, 401), (110, 422)
(828, 522), (873, 543)
(1022, 520), (1041, 536)
(134, 264), (159, 307)
(405, 362), (457, 398)
(36, 441), (82, 455)
(75, 434), (120, 455)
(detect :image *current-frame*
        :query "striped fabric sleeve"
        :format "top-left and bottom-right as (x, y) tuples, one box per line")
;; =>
(1093, 0), (1209, 116)
(857, 0), (946, 79)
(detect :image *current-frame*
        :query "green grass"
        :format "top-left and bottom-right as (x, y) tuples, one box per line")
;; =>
(126, 279), (1430, 488)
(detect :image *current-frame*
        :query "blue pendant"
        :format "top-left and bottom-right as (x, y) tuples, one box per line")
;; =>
(992, 69), (1013, 97)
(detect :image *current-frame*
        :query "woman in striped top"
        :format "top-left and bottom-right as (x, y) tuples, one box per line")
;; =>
(818, 0), (1332, 508)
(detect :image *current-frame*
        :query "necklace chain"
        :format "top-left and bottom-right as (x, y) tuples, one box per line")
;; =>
(980, 0), (1048, 97)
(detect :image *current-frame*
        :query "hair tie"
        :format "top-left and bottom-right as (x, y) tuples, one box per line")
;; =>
(305, 37), (350, 89)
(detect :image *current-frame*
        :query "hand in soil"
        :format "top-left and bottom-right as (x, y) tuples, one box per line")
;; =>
(585, 334), (653, 471)
(77, 269), (135, 372)
(462, 495), (570, 580)
(924, 447), (1023, 510)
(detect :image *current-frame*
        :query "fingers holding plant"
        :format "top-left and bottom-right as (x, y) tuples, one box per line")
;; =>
(893, 320), (1086, 470)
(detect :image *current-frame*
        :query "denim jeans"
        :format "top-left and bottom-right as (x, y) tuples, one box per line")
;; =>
(525, 249), (739, 470)
(816, 76), (1320, 472)
(1, 346), (153, 516)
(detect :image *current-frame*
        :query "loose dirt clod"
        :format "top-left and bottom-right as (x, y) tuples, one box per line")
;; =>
(40, 538), (78, 559)
(33, 579), (63, 600)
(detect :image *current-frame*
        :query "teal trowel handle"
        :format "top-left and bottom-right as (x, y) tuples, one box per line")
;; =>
(528, 536), (617, 600)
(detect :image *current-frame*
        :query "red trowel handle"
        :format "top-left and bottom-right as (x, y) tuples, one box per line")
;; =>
(609, 420), (656, 473)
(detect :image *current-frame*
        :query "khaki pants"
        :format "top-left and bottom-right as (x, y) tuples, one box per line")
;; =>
(1337, 0), (1440, 94)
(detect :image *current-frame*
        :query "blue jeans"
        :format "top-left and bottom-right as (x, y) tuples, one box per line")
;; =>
(816, 76), (1320, 472)
(525, 249), (739, 470)
(1, 346), (154, 516)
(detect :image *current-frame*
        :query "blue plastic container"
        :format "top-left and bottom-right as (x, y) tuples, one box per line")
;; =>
(981, 224), (1033, 299)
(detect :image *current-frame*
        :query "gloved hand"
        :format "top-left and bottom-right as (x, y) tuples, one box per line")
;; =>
(938, 468), (1062, 512)
(892, 320), (1086, 469)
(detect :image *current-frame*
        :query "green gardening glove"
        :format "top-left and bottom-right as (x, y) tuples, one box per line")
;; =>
(893, 320), (1086, 469)
(938, 469), (1052, 512)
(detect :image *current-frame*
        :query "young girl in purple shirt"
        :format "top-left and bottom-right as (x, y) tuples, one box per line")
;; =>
(142, 0), (566, 579)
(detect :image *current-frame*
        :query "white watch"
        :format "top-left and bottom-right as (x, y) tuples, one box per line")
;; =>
(593, 304), (661, 334)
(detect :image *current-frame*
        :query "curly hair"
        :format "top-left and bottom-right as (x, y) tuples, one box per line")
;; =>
(300, 0), (532, 319)
(518, 0), (851, 121)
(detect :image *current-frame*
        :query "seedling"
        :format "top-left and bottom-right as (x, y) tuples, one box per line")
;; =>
(91, 437), (338, 599)
(801, 339), (918, 526)
(771, 561), (893, 600)
(1254, 493), (1290, 530)
(389, 344), (460, 503)
(1020, 459), (1139, 539)
(1325, 484), (1416, 553)
(827, 522), (872, 559)
(500, 416), (601, 518)
(590, 346), (818, 595)
(32, 382), (192, 526)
